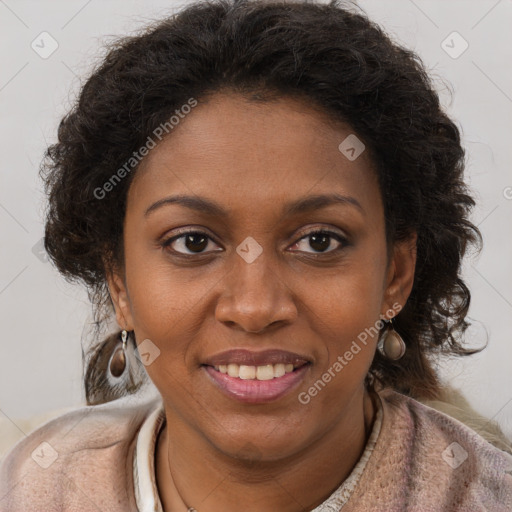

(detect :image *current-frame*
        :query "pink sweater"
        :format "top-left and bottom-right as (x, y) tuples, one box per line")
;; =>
(1, 388), (511, 511)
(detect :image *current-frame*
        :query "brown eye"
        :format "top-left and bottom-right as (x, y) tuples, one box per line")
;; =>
(162, 231), (220, 255)
(291, 230), (348, 254)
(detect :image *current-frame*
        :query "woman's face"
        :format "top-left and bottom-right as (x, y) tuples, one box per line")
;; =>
(108, 93), (416, 461)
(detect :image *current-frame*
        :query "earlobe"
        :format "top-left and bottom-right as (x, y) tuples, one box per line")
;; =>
(382, 232), (417, 317)
(106, 270), (134, 331)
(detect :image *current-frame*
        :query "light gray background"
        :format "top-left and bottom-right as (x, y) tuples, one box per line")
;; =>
(1, 0), (511, 438)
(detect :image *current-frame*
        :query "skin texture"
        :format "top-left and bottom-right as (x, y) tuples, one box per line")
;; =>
(107, 93), (417, 512)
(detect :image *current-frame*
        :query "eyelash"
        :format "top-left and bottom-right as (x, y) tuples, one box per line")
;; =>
(160, 228), (349, 257)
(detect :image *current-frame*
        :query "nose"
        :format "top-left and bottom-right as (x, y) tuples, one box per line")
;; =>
(215, 251), (298, 333)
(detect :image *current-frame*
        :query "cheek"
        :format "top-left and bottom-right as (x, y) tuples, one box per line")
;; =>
(126, 273), (177, 337)
(315, 295), (380, 376)
(313, 252), (386, 324)
(305, 254), (386, 371)
(123, 239), (203, 335)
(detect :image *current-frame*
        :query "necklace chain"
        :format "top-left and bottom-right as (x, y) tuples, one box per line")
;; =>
(164, 429), (194, 511)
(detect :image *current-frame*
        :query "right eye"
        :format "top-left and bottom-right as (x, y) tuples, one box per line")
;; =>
(161, 230), (223, 255)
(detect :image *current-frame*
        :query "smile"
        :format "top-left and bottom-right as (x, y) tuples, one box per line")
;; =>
(203, 362), (311, 403)
(214, 362), (299, 380)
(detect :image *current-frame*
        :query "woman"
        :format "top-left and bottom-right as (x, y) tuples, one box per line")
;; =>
(1, 0), (511, 510)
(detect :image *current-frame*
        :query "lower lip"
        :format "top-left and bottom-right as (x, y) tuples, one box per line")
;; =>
(203, 364), (310, 404)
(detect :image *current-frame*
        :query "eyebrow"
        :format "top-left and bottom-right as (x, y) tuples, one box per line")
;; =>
(144, 193), (364, 218)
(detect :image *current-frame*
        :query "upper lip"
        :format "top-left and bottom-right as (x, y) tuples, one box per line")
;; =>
(202, 349), (311, 367)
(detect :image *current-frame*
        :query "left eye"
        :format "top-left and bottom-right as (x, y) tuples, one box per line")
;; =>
(290, 231), (347, 254)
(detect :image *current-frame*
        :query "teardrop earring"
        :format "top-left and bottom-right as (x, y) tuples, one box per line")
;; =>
(109, 330), (128, 378)
(378, 318), (406, 361)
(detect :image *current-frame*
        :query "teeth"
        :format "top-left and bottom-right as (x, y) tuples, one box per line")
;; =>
(212, 362), (300, 380)
(274, 363), (286, 378)
(256, 364), (274, 380)
(239, 365), (256, 380)
(227, 364), (239, 377)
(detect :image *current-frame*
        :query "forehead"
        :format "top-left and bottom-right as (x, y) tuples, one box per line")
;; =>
(128, 93), (381, 221)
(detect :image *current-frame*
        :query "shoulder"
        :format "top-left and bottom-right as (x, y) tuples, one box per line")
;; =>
(0, 392), (162, 511)
(373, 388), (512, 511)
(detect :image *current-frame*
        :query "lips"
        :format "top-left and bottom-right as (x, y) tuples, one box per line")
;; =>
(201, 349), (312, 403)
(202, 348), (311, 368)
(203, 363), (310, 403)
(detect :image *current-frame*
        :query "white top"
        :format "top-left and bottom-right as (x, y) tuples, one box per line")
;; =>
(133, 393), (384, 512)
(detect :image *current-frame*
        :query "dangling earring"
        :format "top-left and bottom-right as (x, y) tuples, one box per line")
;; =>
(109, 330), (128, 378)
(378, 318), (406, 360)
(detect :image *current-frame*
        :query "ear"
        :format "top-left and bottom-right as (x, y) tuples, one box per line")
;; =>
(106, 268), (135, 331)
(381, 232), (417, 319)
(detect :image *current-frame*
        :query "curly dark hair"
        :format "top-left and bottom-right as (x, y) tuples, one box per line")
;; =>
(40, 0), (483, 405)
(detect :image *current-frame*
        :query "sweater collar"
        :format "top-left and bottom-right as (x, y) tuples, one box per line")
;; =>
(132, 391), (383, 511)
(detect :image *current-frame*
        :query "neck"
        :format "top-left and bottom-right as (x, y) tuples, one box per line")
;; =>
(155, 387), (377, 512)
